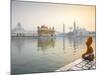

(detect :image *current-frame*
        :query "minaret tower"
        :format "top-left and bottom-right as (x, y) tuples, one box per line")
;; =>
(63, 24), (65, 34)
(73, 21), (76, 33)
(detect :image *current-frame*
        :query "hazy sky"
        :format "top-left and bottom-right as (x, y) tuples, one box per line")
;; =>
(12, 0), (95, 32)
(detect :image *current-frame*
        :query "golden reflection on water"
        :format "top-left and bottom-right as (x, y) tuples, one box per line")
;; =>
(37, 37), (55, 50)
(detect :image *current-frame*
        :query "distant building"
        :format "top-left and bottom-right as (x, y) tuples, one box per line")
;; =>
(37, 25), (55, 36)
(63, 24), (65, 34)
(73, 21), (76, 33)
(89, 31), (96, 36)
(11, 23), (25, 36)
(67, 21), (90, 37)
(11, 23), (36, 37)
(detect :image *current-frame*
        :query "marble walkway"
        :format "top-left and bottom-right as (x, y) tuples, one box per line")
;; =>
(56, 58), (96, 72)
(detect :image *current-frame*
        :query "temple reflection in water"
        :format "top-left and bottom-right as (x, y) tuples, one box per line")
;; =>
(37, 37), (55, 51)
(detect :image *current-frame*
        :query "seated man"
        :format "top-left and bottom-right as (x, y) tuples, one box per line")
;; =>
(82, 36), (94, 61)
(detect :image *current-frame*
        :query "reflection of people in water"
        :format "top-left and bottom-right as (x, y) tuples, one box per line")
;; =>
(82, 36), (94, 61)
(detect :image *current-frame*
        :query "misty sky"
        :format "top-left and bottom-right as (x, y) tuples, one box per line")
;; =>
(11, 0), (95, 32)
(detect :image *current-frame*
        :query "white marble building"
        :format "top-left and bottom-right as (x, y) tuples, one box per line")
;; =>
(11, 23), (37, 37)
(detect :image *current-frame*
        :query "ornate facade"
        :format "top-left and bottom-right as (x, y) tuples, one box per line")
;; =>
(37, 25), (55, 36)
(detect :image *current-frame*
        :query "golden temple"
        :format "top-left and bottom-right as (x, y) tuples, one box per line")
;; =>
(37, 25), (55, 36)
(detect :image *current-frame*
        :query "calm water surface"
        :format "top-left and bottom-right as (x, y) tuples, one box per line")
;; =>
(11, 36), (95, 74)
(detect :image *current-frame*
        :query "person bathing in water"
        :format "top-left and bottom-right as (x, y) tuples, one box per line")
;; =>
(82, 36), (94, 61)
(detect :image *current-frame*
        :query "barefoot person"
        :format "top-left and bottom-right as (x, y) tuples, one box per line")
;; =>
(82, 36), (94, 61)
